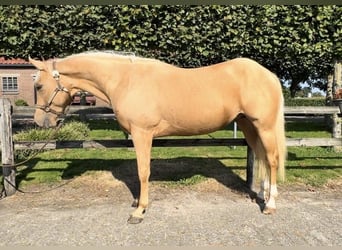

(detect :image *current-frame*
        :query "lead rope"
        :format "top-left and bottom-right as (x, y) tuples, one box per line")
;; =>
(0, 105), (72, 198)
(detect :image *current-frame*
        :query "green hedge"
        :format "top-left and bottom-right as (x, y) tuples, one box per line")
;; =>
(1, 5), (341, 97)
(1, 6), (340, 76)
(285, 97), (326, 106)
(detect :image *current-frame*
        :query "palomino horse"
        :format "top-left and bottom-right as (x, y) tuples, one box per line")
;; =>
(29, 51), (286, 224)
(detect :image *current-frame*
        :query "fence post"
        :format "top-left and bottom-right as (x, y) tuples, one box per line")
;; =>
(333, 62), (342, 151)
(0, 98), (16, 196)
(246, 145), (254, 189)
(332, 113), (342, 152)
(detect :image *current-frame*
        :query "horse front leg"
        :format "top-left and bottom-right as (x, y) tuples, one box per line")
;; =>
(127, 127), (153, 224)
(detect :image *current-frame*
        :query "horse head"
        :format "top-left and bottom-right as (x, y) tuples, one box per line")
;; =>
(29, 57), (73, 128)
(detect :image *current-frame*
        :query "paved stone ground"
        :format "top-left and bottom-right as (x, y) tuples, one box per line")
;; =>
(0, 174), (341, 247)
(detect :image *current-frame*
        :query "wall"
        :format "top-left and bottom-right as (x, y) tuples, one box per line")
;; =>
(0, 67), (37, 106)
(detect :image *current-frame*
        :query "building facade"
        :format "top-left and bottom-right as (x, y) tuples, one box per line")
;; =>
(0, 57), (106, 107)
(0, 57), (37, 106)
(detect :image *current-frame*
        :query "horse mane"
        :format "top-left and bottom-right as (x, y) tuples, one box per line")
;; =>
(64, 50), (157, 63)
(78, 50), (136, 57)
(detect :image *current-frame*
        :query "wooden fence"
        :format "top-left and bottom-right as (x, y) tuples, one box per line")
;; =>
(1, 99), (341, 196)
(11, 104), (342, 147)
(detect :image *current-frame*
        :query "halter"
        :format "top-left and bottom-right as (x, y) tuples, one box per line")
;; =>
(35, 60), (72, 115)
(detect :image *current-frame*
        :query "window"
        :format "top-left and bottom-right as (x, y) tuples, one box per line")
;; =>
(2, 76), (19, 93)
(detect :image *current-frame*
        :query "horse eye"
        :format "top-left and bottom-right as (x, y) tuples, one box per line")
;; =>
(35, 84), (43, 91)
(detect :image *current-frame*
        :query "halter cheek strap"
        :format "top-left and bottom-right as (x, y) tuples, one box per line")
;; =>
(35, 60), (72, 115)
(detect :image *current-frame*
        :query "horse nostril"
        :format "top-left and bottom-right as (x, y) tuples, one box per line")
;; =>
(43, 117), (50, 128)
(56, 119), (64, 127)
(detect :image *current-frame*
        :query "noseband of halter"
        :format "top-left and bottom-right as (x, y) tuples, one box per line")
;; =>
(35, 60), (72, 115)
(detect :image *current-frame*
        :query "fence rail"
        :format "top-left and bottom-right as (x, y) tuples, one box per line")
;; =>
(5, 105), (342, 152)
(11, 105), (342, 148)
(11, 105), (341, 118)
(10, 137), (342, 151)
(284, 106), (340, 115)
(8, 104), (342, 149)
(13, 138), (248, 150)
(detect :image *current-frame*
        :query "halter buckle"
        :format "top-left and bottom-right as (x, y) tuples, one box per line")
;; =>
(52, 70), (60, 79)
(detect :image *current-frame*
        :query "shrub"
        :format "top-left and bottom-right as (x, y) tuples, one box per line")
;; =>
(55, 121), (90, 141)
(13, 121), (90, 160)
(14, 128), (51, 141)
(13, 121), (90, 141)
(15, 99), (28, 106)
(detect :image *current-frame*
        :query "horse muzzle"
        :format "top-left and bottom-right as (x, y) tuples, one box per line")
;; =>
(34, 110), (59, 128)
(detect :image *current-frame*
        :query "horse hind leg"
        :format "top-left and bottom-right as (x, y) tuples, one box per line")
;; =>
(237, 113), (281, 209)
(236, 116), (258, 151)
(236, 116), (263, 192)
(256, 129), (280, 214)
(127, 127), (153, 224)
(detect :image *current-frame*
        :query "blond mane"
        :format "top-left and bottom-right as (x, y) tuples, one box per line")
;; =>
(63, 50), (157, 64)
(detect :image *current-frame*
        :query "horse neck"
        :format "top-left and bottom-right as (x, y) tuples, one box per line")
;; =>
(67, 77), (111, 104)
(57, 57), (130, 104)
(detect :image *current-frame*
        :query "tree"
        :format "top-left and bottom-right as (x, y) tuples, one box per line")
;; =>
(259, 5), (342, 97)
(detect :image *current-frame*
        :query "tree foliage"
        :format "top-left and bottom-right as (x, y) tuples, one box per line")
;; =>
(0, 5), (341, 96)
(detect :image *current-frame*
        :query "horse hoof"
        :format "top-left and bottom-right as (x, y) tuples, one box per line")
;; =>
(263, 206), (276, 215)
(127, 215), (144, 224)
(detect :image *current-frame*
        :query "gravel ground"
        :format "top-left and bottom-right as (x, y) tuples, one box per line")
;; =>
(0, 174), (341, 247)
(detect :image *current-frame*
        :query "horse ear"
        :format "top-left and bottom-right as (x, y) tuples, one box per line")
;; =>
(28, 56), (47, 71)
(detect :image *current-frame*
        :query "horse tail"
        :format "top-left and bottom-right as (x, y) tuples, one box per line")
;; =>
(275, 96), (287, 181)
(254, 139), (268, 184)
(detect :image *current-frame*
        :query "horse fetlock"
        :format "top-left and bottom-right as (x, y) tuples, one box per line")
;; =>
(263, 196), (276, 215)
(131, 198), (139, 208)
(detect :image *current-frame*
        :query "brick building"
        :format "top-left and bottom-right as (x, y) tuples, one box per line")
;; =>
(0, 57), (106, 106)
(0, 57), (37, 106)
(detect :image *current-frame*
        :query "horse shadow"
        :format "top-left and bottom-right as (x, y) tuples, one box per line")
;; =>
(15, 154), (260, 205)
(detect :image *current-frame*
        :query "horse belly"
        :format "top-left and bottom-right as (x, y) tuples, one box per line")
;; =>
(157, 102), (236, 137)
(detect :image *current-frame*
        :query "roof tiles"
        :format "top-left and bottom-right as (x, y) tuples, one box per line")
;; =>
(0, 57), (30, 65)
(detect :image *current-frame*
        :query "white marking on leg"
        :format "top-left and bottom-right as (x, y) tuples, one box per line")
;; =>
(265, 184), (278, 209)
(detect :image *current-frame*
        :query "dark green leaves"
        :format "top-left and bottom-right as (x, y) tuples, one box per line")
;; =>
(0, 5), (341, 96)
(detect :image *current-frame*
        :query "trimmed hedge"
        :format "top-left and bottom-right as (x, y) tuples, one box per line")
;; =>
(285, 97), (326, 106)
